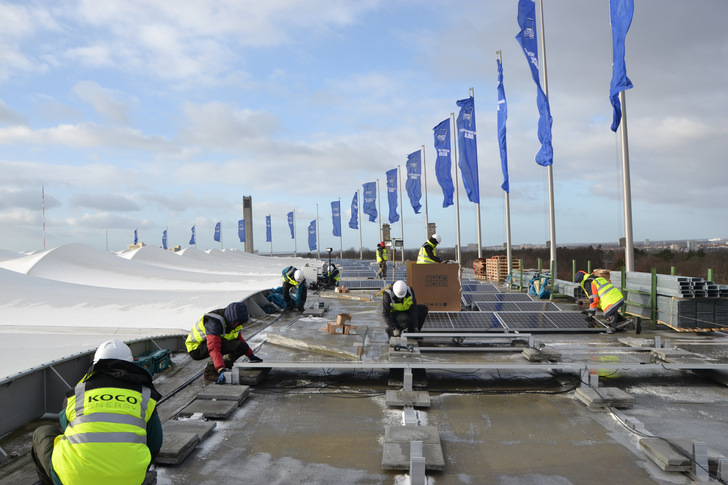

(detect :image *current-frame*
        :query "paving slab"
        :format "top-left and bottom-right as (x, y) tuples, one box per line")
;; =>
(381, 425), (444, 470)
(197, 384), (251, 405)
(640, 438), (727, 474)
(155, 431), (199, 466)
(162, 419), (217, 441)
(618, 337), (655, 348)
(238, 367), (270, 385)
(522, 347), (561, 362)
(177, 399), (240, 420)
(575, 387), (635, 409)
(385, 390), (431, 408)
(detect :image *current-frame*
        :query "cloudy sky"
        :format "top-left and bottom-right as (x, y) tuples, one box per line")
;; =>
(0, 0), (726, 254)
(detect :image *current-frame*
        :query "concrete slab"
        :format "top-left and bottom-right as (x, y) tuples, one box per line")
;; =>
(640, 438), (728, 474)
(197, 384), (251, 405)
(575, 387), (635, 409)
(618, 337), (655, 348)
(385, 390), (431, 408)
(382, 425), (444, 470)
(155, 431), (199, 466)
(162, 419), (217, 441)
(177, 399), (240, 420)
(238, 368), (270, 385)
(522, 347), (561, 362)
(142, 470), (157, 484)
(388, 368), (428, 388)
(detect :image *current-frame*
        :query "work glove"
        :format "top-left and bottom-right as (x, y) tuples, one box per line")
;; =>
(216, 368), (226, 385)
(587, 309), (596, 317)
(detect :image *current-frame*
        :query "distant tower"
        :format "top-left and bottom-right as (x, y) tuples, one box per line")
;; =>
(243, 196), (254, 254)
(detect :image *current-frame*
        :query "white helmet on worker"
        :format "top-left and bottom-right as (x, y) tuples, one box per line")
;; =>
(293, 269), (304, 283)
(93, 339), (133, 363)
(430, 233), (441, 244)
(393, 280), (408, 298)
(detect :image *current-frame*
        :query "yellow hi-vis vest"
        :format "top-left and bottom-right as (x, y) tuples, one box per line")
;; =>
(51, 375), (157, 485)
(283, 267), (300, 287)
(386, 289), (413, 313)
(377, 247), (387, 263)
(580, 276), (623, 312)
(185, 313), (242, 352)
(417, 241), (437, 264)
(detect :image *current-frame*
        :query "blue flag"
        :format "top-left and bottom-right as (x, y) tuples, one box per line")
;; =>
(287, 211), (294, 239)
(134, 228), (138, 245)
(385, 168), (399, 224)
(348, 192), (359, 230)
(516, 0), (553, 167)
(405, 151), (422, 214)
(433, 119), (454, 208)
(456, 96), (480, 204)
(189, 225), (196, 245)
(214, 221), (221, 242)
(265, 215), (271, 243)
(238, 220), (245, 242)
(497, 58), (509, 193)
(362, 182), (377, 222)
(609, 0), (634, 132)
(162, 229), (167, 250)
(331, 201), (341, 237)
(308, 220), (317, 251)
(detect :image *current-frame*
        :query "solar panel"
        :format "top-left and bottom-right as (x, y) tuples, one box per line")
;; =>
(497, 312), (558, 330)
(421, 310), (601, 333)
(448, 312), (504, 330)
(462, 293), (534, 304)
(421, 312), (453, 330)
(473, 301), (560, 312)
(543, 312), (593, 330)
(461, 284), (501, 292)
(342, 279), (385, 289)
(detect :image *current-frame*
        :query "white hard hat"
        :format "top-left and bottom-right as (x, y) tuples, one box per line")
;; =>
(393, 281), (408, 298)
(431, 233), (442, 244)
(93, 339), (133, 363)
(293, 269), (304, 282)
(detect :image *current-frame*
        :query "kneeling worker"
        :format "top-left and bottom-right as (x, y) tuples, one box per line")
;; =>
(31, 339), (163, 485)
(186, 301), (263, 383)
(575, 270), (626, 327)
(282, 265), (308, 310)
(382, 280), (429, 338)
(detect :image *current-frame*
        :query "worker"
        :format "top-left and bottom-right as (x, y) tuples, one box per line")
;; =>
(575, 270), (627, 326)
(186, 301), (263, 383)
(382, 280), (429, 338)
(281, 265), (308, 310)
(417, 233), (443, 264)
(326, 262), (341, 288)
(31, 339), (163, 485)
(376, 241), (388, 279)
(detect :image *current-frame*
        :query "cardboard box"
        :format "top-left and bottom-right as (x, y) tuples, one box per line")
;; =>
(336, 313), (352, 325)
(335, 286), (350, 293)
(326, 322), (345, 334)
(406, 261), (462, 312)
(344, 325), (358, 335)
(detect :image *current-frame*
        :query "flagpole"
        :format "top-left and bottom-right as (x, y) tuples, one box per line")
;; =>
(293, 209), (298, 258)
(358, 189), (363, 260)
(316, 205), (320, 259)
(537, 0), (557, 278)
(422, 145), (429, 243)
(42, 185), (46, 250)
(398, 165), (405, 263)
(376, 179), (382, 242)
(619, 90), (634, 271)
(451, 112), (462, 264)
(470, 87), (483, 258)
(338, 197), (343, 259)
(498, 50), (513, 286)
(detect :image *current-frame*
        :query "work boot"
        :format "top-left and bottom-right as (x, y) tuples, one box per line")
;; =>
(203, 363), (218, 382)
(248, 354), (263, 363)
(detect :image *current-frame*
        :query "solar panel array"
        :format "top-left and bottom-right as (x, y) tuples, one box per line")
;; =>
(473, 301), (561, 312)
(422, 311), (597, 332)
(462, 283), (501, 292)
(462, 293), (534, 304)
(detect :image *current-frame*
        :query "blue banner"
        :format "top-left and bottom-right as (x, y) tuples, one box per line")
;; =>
(348, 192), (358, 230)
(134, 229), (138, 245)
(214, 221), (221, 242)
(189, 225), (196, 245)
(331, 201), (341, 237)
(609, 0), (634, 132)
(497, 58), (509, 193)
(287, 211), (294, 239)
(238, 220), (245, 242)
(433, 119), (454, 208)
(265, 215), (271, 243)
(516, 0), (553, 167)
(308, 220), (317, 251)
(385, 168), (399, 224)
(362, 182), (377, 222)
(456, 96), (480, 204)
(162, 229), (167, 250)
(405, 151), (422, 214)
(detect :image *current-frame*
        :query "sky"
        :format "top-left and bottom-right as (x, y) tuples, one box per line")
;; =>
(0, 0), (726, 254)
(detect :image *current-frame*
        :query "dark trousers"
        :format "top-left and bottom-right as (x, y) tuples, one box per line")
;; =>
(188, 338), (251, 367)
(31, 424), (62, 485)
(388, 304), (429, 336)
(604, 300), (625, 322)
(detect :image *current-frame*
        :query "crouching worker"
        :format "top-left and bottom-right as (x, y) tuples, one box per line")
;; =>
(575, 270), (627, 327)
(31, 339), (163, 485)
(186, 301), (263, 383)
(382, 280), (429, 338)
(281, 265), (308, 311)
